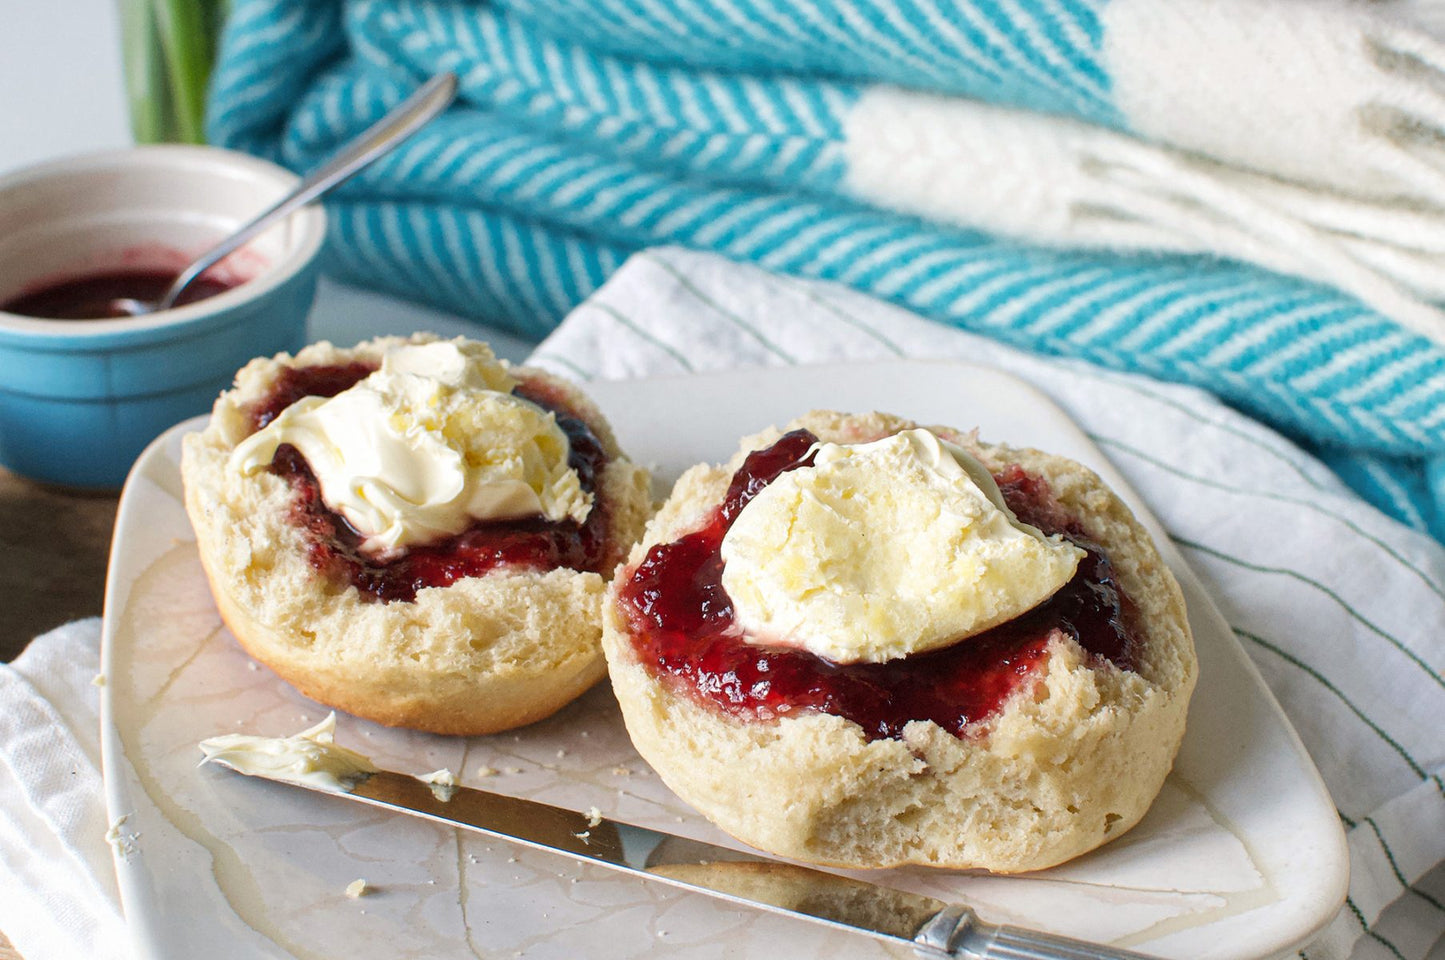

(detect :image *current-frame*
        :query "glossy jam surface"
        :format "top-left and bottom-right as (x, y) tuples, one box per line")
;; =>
(249, 362), (379, 430)
(248, 363), (611, 603)
(617, 430), (1139, 740)
(2, 269), (240, 320)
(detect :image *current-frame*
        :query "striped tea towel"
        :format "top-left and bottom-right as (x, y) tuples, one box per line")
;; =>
(530, 247), (1445, 960)
(206, 0), (1445, 541)
(0, 251), (1440, 960)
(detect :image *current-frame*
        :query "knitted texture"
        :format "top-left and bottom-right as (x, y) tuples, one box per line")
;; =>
(208, 0), (1445, 539)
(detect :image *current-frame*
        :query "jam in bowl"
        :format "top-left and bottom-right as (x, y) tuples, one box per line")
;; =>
(2, 267), (244, 321)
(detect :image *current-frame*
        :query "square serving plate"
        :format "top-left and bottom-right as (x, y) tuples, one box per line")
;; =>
(100, 360), (1347, 960)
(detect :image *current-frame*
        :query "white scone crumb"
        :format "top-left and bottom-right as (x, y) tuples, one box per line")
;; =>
(721, 428), (1083, 663)
(91, 674), (106, 688)
(476, 765), (498, 778)
(104, 815), (139, 861)
(602, 410), (1197, 873)
(345, 878), (368, 899)
(585, 806), (603, 827)
(417, 768), (459, 802)
(180, 334), (655, 737)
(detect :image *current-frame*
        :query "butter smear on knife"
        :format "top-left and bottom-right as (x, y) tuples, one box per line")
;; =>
(199, 713), (376, 792)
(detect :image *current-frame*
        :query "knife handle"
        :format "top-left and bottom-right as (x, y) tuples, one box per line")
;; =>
(914, 905), (1159, 960)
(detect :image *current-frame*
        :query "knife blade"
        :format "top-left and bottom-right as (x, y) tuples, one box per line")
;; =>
(207, 759), (1158, 960)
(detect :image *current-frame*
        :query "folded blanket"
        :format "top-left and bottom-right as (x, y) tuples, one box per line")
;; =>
(207, 0), (1445, 539)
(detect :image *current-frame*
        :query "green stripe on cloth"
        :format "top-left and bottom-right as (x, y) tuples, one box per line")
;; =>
(1182, 538), (1445, 691)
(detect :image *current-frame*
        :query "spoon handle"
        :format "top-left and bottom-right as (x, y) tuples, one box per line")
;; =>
(158, 71), (459, 311)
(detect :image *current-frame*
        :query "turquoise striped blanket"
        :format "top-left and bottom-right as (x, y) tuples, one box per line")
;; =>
(206, 0), (1445, 540)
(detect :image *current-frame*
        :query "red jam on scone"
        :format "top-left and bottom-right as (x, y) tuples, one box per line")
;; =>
(617, 428), (1141, 740)
(243, 358), (615, 603)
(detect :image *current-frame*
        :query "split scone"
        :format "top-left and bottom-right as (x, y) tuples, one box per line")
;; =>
(603, 410), (1196, 873)
(182, 334), (651, 736)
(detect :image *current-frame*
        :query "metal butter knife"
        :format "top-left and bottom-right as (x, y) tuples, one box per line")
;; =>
(208, 760), (1158, 960)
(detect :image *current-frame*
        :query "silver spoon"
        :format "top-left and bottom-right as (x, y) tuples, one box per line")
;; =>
(112, 71), (459, 316)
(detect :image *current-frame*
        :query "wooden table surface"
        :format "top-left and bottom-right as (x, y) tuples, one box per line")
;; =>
(0, 466), (118, 663)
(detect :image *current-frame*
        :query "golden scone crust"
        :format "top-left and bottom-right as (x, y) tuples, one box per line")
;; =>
(602, 410), (1196, 873)
(182, 335), (653, 736)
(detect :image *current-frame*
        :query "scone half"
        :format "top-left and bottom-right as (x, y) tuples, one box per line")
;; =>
(183, 335), (652, 736)
(603, 410), (1196, 873)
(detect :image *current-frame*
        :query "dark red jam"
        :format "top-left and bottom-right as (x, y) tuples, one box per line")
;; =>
(250, 362), (379, 430)
(2, 269), (240, 319)
(617, 429), (1140, 741)
(247, 363), (611, 604)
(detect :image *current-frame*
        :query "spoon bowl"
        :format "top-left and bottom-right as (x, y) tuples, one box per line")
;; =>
(110, 296), (163, 316)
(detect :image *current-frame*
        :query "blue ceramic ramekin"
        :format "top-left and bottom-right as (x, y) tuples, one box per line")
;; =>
(0, 146), (327, 487)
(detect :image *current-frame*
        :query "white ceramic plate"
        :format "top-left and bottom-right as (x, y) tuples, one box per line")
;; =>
(100, 360), (1347, 960)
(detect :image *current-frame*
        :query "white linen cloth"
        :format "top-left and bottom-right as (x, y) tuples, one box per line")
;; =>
(0, 620), (127, 960)
(1, 248), (1442, 960)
